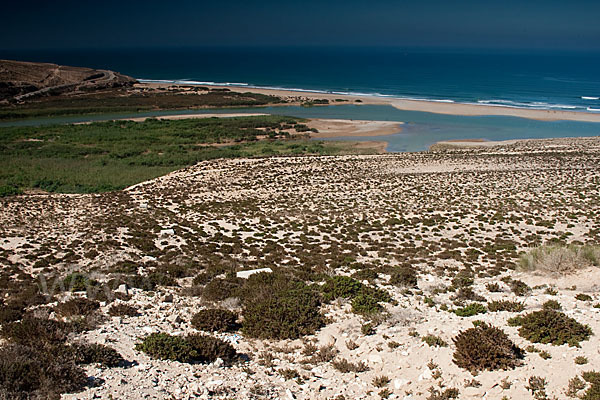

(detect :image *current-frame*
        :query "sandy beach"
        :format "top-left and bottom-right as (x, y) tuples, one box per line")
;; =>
(142, 82), (600, 123)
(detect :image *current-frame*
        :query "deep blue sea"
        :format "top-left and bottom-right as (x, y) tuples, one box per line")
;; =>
(2, 47), (600, 151)
(3, 47), (600, 111)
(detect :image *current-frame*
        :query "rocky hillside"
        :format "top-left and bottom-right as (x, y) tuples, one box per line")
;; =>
(0, 59), (136, 103)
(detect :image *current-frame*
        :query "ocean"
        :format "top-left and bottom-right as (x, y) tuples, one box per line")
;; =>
(2, 47), (600, 151)
(3, 47), (600, 112)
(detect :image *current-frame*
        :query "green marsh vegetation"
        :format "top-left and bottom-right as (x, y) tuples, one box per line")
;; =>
(0, 88), (285, 120)
(0, 116), (363, 195)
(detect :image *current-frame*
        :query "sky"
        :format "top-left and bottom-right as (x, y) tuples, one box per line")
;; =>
(2, 0), (599, 51)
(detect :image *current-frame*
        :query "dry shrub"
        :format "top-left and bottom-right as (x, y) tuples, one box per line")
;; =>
(519, 245), (600, 275)
(191, 309), (239, 332)
(452, 323), (524, 372)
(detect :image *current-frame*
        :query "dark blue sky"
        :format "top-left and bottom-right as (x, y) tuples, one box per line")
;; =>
(2, 0), (599, 50)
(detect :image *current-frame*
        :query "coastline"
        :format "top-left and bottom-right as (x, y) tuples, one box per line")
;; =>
(141, 82), (600, 123)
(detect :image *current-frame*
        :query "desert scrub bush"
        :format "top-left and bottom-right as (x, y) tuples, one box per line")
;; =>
(54, 297), (100, 317)
(68, 343), (125, 367)
(581, 371), (600, 400)
(63, 272), (98, 292)
(422, 335), (448, 347)
(372, 375), (390, 388)
(452, 323), (524, 372)
(509, 310), (592, 347)
(576, 293), (593, 301)
(487, 300), (525, 312)
(575, 356), (589, 365)
(389, 266), (418, 288)
(486, 282), (502, 292)
(452, 270), (474, 288)
(453, 303), (487, 317)
(519, 244), (600, 275)
(332, 358), (369, 373)
(351, 292), (383, 315)
(426, 387), (459, 400)
(361, 322), (375, 335)
(135, 332), (237, 363)
(241, 275), (324, 340)
(135, 333), (194, 362)
(0, 344), (87, 399)
(542, 299), (562, 310)
(108, 303), (139, 317)
(191, 309), (239, 332)
(1, 316), (74, 348)
(321, 275), (363, 302)
(510, 279), (531, 296)
(526, 376), (548, 399)
(201, 276), (244, 302)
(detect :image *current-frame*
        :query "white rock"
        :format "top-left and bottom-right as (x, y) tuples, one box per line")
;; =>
(418, 369), (432, 381)
(394, 378), (408, 389)
(236, 268), (273, 279)
(115, 284), (128, 295)
(368, 354), (383, 363)
(160, 229), (175, 236)
(286, 388), (296, 399)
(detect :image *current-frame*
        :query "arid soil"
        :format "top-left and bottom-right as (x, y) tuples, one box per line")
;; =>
(0, 59), (136, 102)
(1, 137), (599, 399)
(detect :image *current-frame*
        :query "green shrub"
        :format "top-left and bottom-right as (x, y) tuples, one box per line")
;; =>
(486, 282), (502, 292)
(69, 343), (124, 367)
(202, 276), (244, 302)
(576, 293), (593, 301)
(422, 335), (448, 347)
(453, 303), (487, 317)
(542, 300), (561, 311)
(242, 277), (324, 340)
(135, 332), (237, 364)
(361, 323), (375, 336)
(0, 184), (22, 197)
(331, 358), (369, 373)
(135, 333), (194, 362)
(351, 293), (383, 315)
(321, 276), (363, 302)
(63, 273), (97, 292)
(389, 266), (418, 288)
(487, 300), (525, 312)
(511, 310), (592, 347)
(452, 270), (474, 288)
(185, 334), (238, 364)
(191, 309), (239, 332)
(581, 371), (600, 400)
(452, 324), (524, 372)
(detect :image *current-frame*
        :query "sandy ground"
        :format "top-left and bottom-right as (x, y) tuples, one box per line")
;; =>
(308, 119), (402, 138)
(2, 136), (600, 400)
(142, 82), (600, 123)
